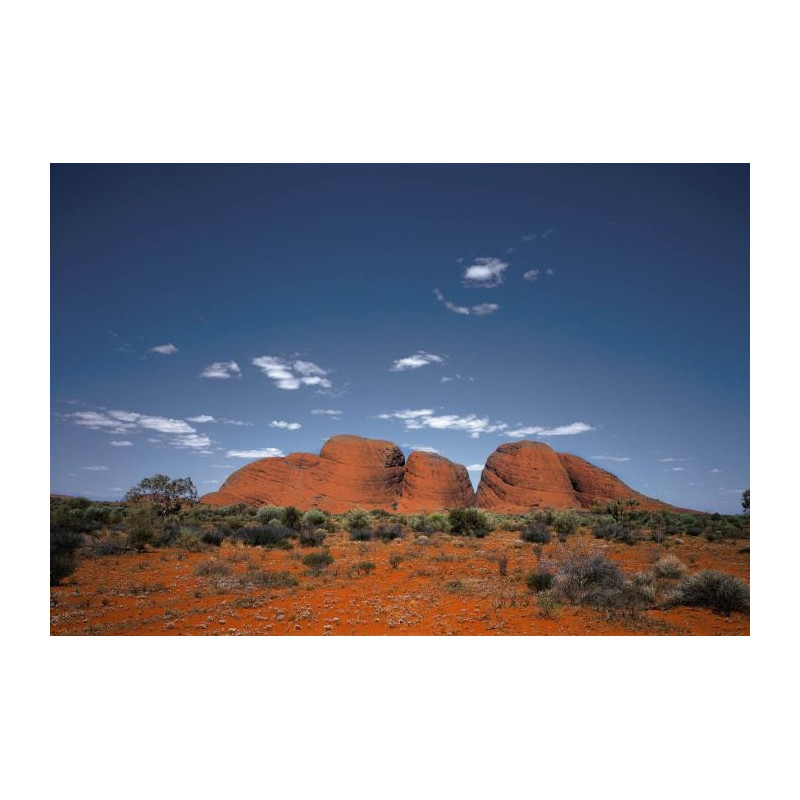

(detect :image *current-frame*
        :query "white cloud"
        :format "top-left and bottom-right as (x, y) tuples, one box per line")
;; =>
(270, 420), (302, 430)
(546, 268), (554, 275)
(70, 411), (137, 435)
(170, 433), (212, 451)
(466, 464), (485, 471)
(379, 408), (506, 438)
(110, 440), (133, 447)
(137, 415), (195, 434)
(311, 409), (342, 416)
(203, 479), (219, 484)
(668, 467), (687, 472)
(221, 418), (252, 426)
(507, 422), (594, 437)
(521, 234), (536, 242)
(404, 444), (439, 453)
(462, 257), (508, 288)
(226, 448), (285, 459)
(434, 289), (499, 316)
(542, 229), (556, 238)
(523, 269), (540, 281)
(149, 343), (178, 355)
(187, 415), (215, 423)
(657, 457), (691, 462)
(709, 468), (722, 473)
(252, 356), (332, 390)
(592, 455), (631, 462)
(83, 465), (109, 471)
(200, 361), (241, 379)
(390, 351), (446, 371)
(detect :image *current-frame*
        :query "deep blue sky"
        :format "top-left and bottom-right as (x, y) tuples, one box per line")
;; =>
(51, 164), (749, 512)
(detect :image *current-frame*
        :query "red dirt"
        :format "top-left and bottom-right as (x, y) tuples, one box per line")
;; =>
(50, 532), (749, 636)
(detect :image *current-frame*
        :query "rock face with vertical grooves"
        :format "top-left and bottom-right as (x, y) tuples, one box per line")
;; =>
(396, 451), (475, 512)
(475, 441), (579, 511)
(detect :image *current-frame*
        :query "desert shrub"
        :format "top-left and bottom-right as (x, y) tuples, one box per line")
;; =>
(408, 514), (430, 533)
(126, 506), (158, 551)
(448, 508), (492, 537)
(531, 509), (555, 526)
(299, 528), (327, 547)
(201, 529), (223, 547)
(349, 528), (372, 542)
(497, 554), (508, 576)
(521, 520), (551, 544)
(194, 560), (231, 577)
(370, 509), (392, 519)
(593, 518), (625, 540)
(345, 509), (372, 532)
(526, 568), (554, 593)
(354, 561), (376, 575)
(281, 506), (302, 531)
(87, 533), (130, 556)
(255, 506), (284, 523)
(553, 548), (625, 606)
(553, 512), (580, 540)
(82, 504), (114, 529)
(671, 570), (749, 614)
(173, 528), (205, 551)
(301, 550), (334, 574)
(246, 570), (299, 588)
(388, 553), (403, 569)
(302, 509), (327, 529)
(426, 513), (449, 532)
(50, 528), (83, 586)
(653, 555), (686, 579)
(375, 523), (403, 542)
(236, 524), (293, 548)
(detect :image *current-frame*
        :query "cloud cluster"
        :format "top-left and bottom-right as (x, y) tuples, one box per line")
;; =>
(311, 409), (342, 416)
(226, 448), (285, 459)
(270, 420), (302, 430)
(434, 289), (499, 316)
(390, 351), (446, 371)
(462, 257), (508, 288)
(592, 455), (631, 462)
(149, 343), (178, 355)
(69, 409), (213, 453)
(378, 409), (507, 439)
(657, 457), (691, 463)
(507, 422), (594, 437)
(252, 356), (332, 390)
(199, 361), (241, 379)
(187, 414), (215, 423)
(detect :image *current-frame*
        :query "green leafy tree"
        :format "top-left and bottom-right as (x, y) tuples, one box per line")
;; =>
(124, 474), (197, 523)
(742, 489), (750, 514)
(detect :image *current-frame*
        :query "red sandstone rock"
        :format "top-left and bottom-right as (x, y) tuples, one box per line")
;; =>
(475, 441), (578, 512)
(396, 451), (475, 513)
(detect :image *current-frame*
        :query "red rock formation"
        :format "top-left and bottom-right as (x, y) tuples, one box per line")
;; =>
(557, 453), (678, 512)
(475, 441), (578, 512)
(201, 435), (406, 513)
(396, 451), (475, 513)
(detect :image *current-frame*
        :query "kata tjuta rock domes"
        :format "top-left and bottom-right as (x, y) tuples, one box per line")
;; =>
(201, 434), (476, 513)
(475, 441), (679, 513)
(201, 434), (682, 513)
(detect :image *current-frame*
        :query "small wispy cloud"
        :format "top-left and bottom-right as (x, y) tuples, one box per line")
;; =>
(252, 356), (332, 390)
(110, 440), (133, 447)
(507, 422), (594, 437)
(221, 419), (252, 426)
(521, 234), (536, 242)
(187, 415), (215, 423)
(390, 351), (446, 371)
(434, 289), (499, 316)
(462, 257), (508, 288)
(657, 457), (691, 463)
(709, 468), (722, 473)
(83, 465), (110, 471)
(667, 467), (687, 472)
(404, 444), (439, 453)
(592, 455), (631, 462)
(226, 448), (285, 459)
(203, 479), (219, 485)
(542, 229), (556, 238)
(199, 361), (241, 380)
(546, 268), (554, 275)
(523, 269), (540, 281)
(466, 464), (485, 471)
(149, 343), (178, 355)
(379, 409), (507, 439)
(270, 420), (302, 431)
(311, 409), (342, 416)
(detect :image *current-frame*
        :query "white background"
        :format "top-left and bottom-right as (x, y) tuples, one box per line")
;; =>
(3, 1), (792, 798)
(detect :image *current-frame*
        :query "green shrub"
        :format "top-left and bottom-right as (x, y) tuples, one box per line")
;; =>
(553, 548), (625, 606)
(173, 528), (205, 551)
(236, 525), (293, 548)
(426, 513), (449, 532)
(521, 521), (551, 544)
(526, 568), (554, 592)
(299, 528), (326, 547)
(247, 570), (299, 589)
(653, 555), (686, 579)
(349, 528), (372, 542)
(50, 528), (83, 586)
(302, 509), (327, 529)
(388, 553), (403, 569)
(497, 554), (508, 576)
(671, 570), (749, 614)
(281, 506), (302, 531)
(126, 506), (158, 551)
(553, 512), (580, 540)
(255, 506), (284, 523)
(301, 550), (334, 574)
(354, 561), (376, 575)
(345, 508), (372, 532)
(375, 523), (403, 542)
(448, 508), (492, 537)
(194, 560), (231, 577)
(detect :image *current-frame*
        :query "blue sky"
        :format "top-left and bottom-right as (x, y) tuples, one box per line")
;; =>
(51, 164), (749, 512)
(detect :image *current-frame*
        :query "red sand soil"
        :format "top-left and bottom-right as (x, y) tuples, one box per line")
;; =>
(50, 531), (749, 636)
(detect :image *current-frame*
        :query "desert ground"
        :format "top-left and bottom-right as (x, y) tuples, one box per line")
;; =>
(51, 522), (749, 636)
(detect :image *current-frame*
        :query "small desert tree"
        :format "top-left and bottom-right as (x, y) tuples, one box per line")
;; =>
(742, 489), (750, 514)
(125, 474), (198, 523)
